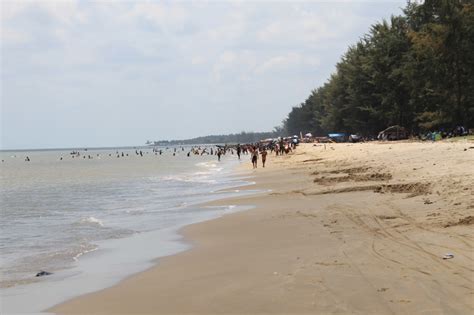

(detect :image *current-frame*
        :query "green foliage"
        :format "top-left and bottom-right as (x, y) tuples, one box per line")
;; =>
(159, 131), (279, 145)
(284, 0), (474, 136)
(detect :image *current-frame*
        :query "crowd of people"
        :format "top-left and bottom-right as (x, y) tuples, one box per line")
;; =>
(213, 137), (298, 169)
(2, 137), (298, 168)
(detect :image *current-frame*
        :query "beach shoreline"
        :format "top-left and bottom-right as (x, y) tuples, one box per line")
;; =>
(50, 141), (474, 314)
(0, 152), (259, 314)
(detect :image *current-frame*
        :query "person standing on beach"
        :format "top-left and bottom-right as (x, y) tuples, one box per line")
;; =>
(260, 149), (267, 168)
(251, 147), (258, 169)
(236, 144), (241, 160)
(217, 149), (222, 161)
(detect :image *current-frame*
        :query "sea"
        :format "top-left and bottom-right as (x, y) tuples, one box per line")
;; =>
(0, 146), (255, 313)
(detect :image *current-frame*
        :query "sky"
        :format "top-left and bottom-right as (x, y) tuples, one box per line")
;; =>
(1, 0), (407, 150)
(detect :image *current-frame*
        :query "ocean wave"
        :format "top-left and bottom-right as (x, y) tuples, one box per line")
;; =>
(79, 216), (104, 227)
(73, 244), (99, 261)
(192, 171), (212, 176)
(203, 205), (237, 211)
(195, 161), (217, 168)
(160, 174), (217, 184)
(125, 209), (146, 215)
(0, 242), (99, 289)
(195, 161), (223, 172)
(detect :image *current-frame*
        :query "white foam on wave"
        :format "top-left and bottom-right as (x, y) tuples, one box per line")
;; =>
(125, 209), (145, 215)
(195, 161), (215, 168)
(80, 216), (104, 227)
(195, 161), (223, 172)
(73, 244), (99, 262)
(152, 158), (228, 185)
(193, 171), (211, 176)
(160, 174), (217, 184)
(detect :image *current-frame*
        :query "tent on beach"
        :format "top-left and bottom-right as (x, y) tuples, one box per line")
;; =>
(328, 133), (347, 142)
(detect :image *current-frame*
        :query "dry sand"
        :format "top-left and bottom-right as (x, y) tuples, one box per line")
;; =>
(50, 141), (474, 314)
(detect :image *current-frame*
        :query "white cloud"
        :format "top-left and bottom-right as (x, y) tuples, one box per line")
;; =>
(257, 4), (367, 46)
(1, 0), (407, 148)
(255, 53), (320, 75)
(212, 50), (258, 82)
(129, 1), (189, 32)
(0, 27), (31, 44)
(191, 55), (206, 65)
(1, 0), (87, 26)
(0, 1), (29, 20)
(0, 1), (29, 44)
(38, 0), (87, 25)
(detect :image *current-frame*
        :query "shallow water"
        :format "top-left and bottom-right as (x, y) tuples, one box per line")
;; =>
(0, 146), (253, 313)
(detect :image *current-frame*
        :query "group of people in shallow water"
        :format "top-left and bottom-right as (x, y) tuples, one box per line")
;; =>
(3, 138), (297, 166)
(213, 138), (297, 169)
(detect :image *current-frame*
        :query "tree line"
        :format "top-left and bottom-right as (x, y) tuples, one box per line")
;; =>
(156, 131), (279, 145)
(283, 0), (474, 137)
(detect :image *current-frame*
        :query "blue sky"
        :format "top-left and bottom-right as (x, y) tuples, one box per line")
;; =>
(1, 0), (407, 149)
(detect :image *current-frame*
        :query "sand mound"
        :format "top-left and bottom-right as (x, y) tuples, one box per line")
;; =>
(328, 167), (371, 174)
(313, 175), (351, 184)
(303, 158), (323, 163)
(444, 216), (474, 227)
(354, 173), (392, 181)
(374, 183), (431, 197)
(377, 215), (398, 220)
(313, 172), (392, 184)
(310, 185), (380, 195)
(312, 166), (370, 176)
(309, 182), (430, 197)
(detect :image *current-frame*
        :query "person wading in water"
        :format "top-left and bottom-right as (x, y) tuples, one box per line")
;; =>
(251, 147), (258, 169)
(260, 148), (267, 168)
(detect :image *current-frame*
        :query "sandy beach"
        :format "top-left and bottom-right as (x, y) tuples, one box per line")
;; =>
(50, 140), (474, 314)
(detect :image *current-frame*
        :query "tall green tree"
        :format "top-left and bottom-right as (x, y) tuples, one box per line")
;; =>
(283, 0), (473, 136)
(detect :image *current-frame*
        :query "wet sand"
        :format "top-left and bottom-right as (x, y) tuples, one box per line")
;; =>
(50, 141), (474, 314)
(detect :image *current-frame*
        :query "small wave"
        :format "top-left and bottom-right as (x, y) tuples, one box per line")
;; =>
(195, 161), (216, 168)
(160, 174), (216, 184)
(193, 171), (212, 176)
(0, 242), (100, 288)
(125, 209), (145, 215)
(73, 244), (98, 261)
(79, 216), (104, 227)
(196, 161), (223, 172)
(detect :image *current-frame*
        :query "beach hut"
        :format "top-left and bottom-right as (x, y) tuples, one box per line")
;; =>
(377, 125), (408, 140)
